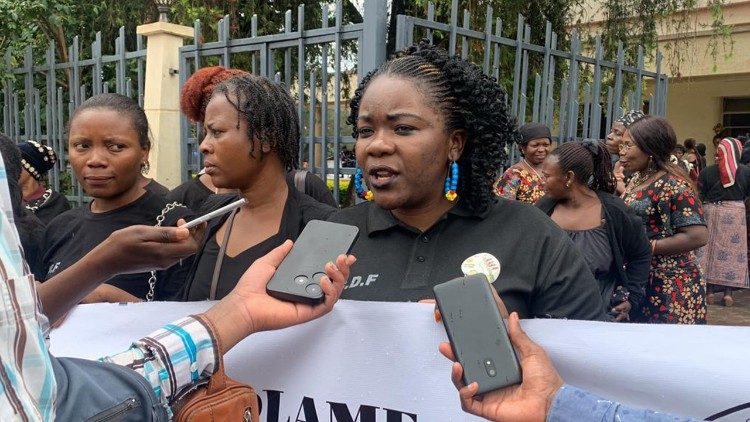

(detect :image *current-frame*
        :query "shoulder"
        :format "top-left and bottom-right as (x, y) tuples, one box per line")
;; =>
(47, 206), (83, 225)
(598, 191), (641, 222)
(295, 191), (337, 222)
(598, 191), (630, 212)
(327, 202), (369, 226)
(166, 179), (193, 199)
(502, 166), (525, 178)
(146, 179), (170, 196)
(46, 190), (71, 208)
(44, 207), (84, 237)
(660, 173), (694, 192)
(534, 195), (556, 214)
(485, 199), (558, 234)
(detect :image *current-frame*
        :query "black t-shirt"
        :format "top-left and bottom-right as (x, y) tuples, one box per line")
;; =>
(328, 200), (605, 321)
(26, 189), (71, 225)
(182, 186), (337, 300)
(166, 177), (215, 213)
(145, 179), (170, 197)
(698, 165), (750, 202)
(40, 191), (194, 299)
(286, 170), (337, 207)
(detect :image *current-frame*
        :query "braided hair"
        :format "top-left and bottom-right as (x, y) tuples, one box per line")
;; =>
(347, 41), (518, 213)
(211, 74), (299, 171)
(550, 140), (616, 194)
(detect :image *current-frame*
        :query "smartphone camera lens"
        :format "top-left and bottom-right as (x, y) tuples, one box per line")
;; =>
(294, 275), (308, 285)
(305, 283), (322, 296)
(484, 359), (497, 377)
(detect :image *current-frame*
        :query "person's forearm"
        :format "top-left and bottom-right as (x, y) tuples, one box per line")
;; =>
(100, 315), (218, 418)
(653, 231), (706, 256)
(37, 246), (118, 322)
(201, 299), (250, 353)
(547, 384), (700, 422)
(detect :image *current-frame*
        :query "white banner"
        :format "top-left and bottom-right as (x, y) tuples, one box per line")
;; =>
(50, 301), (750, 421)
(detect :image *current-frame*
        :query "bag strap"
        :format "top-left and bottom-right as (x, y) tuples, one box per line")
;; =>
(294, 170), (307, 193)
(194, 314), (228, 394)
(209, 208), (238, 300)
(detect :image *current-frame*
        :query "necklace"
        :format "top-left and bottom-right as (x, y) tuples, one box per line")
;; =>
(523, 159), (544, 181)
(625, 169), (657, 194)
(25, 189), (52, 213)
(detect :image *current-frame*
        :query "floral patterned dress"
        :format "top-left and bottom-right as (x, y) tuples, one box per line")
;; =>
(496, 166), (545, 204)
(622, 173), (707, 324)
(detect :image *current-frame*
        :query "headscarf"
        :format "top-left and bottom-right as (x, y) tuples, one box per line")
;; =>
(18, 140), (56, 181)
(717, 137), (743, 188)
(518, 123), (551, 145)
(616, 110), (645, 128)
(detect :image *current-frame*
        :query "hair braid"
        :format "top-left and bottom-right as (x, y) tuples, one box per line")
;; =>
(348, 40), (518, 212)
(551, 140), (615, 194)
(213, 75), (300, 171)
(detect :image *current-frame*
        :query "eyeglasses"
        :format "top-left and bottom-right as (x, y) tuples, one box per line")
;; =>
(619, 141), (636, 152)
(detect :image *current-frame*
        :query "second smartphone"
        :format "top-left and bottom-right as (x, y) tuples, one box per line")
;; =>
(433, 274), (522, 395)
(266, 220), (359, 304)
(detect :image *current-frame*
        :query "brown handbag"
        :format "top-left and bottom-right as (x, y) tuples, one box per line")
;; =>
(172, 315), (260, 422)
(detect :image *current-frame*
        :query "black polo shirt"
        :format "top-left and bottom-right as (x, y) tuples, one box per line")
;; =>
(328, 199), (605, 321)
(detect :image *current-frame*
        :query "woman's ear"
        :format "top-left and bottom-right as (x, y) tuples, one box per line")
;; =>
(141, 146), (150, 166)
(448, 130), (467, 161)
(566, 170), (576, 184)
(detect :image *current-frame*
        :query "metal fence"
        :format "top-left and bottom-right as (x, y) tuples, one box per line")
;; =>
(2, 30), (146, 205)
(178, 0), (386, 204)
(396, 0), (668, 163)
(181, 0), (667, 201)
(1, 0), (666, 206)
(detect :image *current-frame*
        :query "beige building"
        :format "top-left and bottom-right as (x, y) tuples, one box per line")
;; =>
(578, 0), (750, 162)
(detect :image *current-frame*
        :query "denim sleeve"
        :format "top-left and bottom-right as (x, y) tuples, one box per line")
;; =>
(547, 384), (702, 422)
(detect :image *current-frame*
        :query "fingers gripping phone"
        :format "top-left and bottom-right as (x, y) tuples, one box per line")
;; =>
(180, 198), (247, 229)
(266, 220), (359, 305)
(434, 275), (522, 395)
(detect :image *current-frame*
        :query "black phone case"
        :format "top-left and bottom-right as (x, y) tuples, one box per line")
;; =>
(433, 274), (522, 395)
(266, 220), (359, 304)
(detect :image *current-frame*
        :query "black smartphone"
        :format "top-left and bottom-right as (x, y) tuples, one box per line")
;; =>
(266, 220), (359, 304)
(433, 274), (522, 395)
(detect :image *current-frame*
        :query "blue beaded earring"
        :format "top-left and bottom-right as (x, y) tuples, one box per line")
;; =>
(444, 161), (459, 201)
(354, 168), (373, 201)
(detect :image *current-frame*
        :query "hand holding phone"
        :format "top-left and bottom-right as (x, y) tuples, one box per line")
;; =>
(180, 198), (246, 229)
(434, 275), (521, 395)
(266, 220), (359, 304)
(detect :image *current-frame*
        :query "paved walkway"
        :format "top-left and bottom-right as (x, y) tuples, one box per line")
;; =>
(707, 287), (750, 326)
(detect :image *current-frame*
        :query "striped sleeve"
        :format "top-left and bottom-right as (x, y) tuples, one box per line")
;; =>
(100, 315), (218, 418)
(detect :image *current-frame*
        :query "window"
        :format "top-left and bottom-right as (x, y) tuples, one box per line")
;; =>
(722, 97), (750, 138)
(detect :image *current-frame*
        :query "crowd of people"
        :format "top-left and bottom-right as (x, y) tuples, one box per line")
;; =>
(1, 40), (745, 421)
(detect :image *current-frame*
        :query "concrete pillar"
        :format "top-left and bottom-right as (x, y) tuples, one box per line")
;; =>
(136, 22), (193, 189)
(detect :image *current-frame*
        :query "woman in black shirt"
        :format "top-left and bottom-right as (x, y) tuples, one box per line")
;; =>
(697, 137), (750, 306)
(178, 69), (335, 300)
(536, 140), (651, 321)
(328, 42), (604, 320)
(40, 94), (192, 301)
